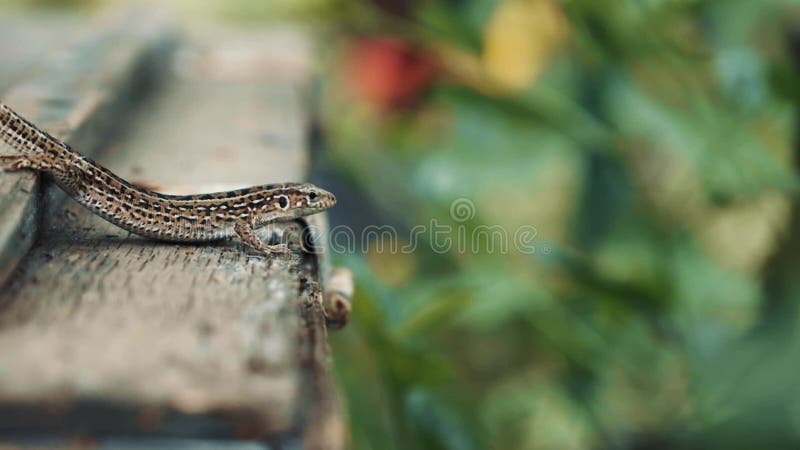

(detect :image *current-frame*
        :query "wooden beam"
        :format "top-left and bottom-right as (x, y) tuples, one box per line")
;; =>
(0, 18), (344, 448)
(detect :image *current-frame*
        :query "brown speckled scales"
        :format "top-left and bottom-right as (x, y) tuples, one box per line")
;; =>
(0, 102), (336, 255)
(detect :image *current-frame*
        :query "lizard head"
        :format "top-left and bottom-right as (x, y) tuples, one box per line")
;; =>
(290, 183), (337, 213)
(256, 182), (336, 221)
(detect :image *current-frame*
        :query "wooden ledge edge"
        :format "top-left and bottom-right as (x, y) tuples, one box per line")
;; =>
(300, 282), (346, 450)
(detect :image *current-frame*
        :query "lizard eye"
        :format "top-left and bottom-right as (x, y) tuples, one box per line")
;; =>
(277, 195), (289, 209)
(308, 191), (318, 201)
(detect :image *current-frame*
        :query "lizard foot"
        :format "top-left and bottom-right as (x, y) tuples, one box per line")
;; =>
(266, 244), (301, 265)
(0, 154), (34, 171)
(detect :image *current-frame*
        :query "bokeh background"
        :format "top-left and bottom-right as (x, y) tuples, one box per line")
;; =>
(5, 0), (800, 449)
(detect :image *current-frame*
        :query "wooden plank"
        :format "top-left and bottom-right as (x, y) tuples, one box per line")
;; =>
(0, 13), (87, 92)
(0, 24), (343, 448)
(0, 10), (175, 286)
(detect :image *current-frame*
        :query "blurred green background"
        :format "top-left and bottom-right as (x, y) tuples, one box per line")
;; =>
(6, 0), (800, 448)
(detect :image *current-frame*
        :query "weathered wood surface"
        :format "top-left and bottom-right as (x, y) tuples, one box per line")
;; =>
(0, 13), (87, 91)
(0, 15), (344, 449)
(0, 10), (174, 286)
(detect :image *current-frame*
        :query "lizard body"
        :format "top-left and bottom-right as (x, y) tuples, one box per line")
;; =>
(0, 102), (336, 257)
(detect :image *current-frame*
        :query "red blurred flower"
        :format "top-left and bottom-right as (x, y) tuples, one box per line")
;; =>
(341, 37), (438, 111)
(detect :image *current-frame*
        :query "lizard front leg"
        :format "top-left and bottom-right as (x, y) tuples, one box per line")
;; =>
(234, 221), (297, 262)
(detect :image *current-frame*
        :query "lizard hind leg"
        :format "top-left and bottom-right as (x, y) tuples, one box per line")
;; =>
(234, 221), (298, 263)
(0, 153), (46, 171)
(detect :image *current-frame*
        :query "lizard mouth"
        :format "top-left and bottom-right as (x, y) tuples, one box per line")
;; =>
(322, 194), (337, 208)
(314, 189), (337, 209)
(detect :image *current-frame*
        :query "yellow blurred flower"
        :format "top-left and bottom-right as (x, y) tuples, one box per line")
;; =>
(482, 0), (569, 92)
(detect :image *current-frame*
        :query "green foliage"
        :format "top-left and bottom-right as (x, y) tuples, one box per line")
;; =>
(324, 0), (800, 449)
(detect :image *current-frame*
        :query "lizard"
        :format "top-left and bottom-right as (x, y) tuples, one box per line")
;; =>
(0, 101), (336, 258)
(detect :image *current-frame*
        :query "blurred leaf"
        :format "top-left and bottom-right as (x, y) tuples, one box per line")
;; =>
(323, 1), (800, 449)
